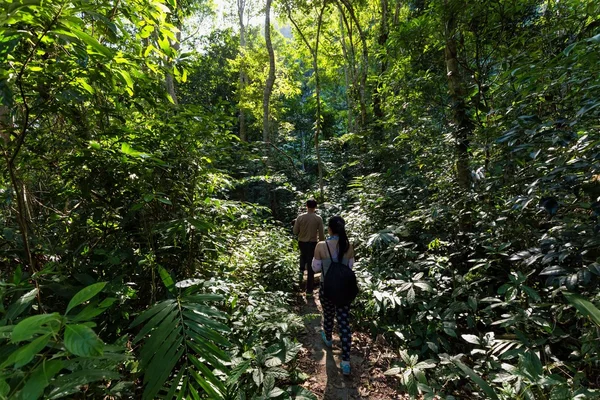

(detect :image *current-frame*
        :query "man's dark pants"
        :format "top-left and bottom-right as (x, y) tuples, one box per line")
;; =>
(299, 241), (317, 292)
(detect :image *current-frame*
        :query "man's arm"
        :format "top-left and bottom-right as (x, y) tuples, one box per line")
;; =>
(318, 218), (325, 241)
(293, 216), (300, 236)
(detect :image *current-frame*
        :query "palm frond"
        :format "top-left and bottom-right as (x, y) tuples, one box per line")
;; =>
(131, 287), (231, 400)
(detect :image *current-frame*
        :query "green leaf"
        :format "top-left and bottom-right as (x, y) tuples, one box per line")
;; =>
(407, 287), (416, 304)
(405, 372), (418, 395)
(564, 292), (600, 326)
(287, 386), (317, 400)
(14, 334), (51, 368)
(76, 78), (95, 94)
(189, 356), (226, 399)
(588, 33), (600, 44)
(11, 313), (62, 343)
(461, 334), (480, 345)
(563, 42), (577, 56)
(46, 369), (121, 399)
(522, 286), (540, 302)
(121, 143), (147, 158)
(70, 28), (113, 58)
(0, 379), (9, 398)
(71, 298), (116, 322)
(64, 324), (104, 357)
(66, 282), (106, 314)
(158, 265), (175, 294)
(452, 359), (499, 400)
(16, 360), (63, 400)
(130, 299), (175, 329)
(520, 351), (543, 381)
(7, 0), (42, 14)
(415, 359), (437, 369)
(226, 360), (251, 387)
(116, 69), (134, 89)
(4, 288), (38, 322)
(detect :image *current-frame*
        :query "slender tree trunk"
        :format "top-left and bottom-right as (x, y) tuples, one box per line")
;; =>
(338, 0), (368, 127)
(288, 4), (326, 199)
(238, 0), (248, 141)
(444, 4), (471, 191)
(339, 7), (354, 133)
(1, 106), (34, 271)
(165, 31), (181, 104)
(263, 0), (275, 144)
(373, 0), (388, 130)
(314, 6), (326, 200)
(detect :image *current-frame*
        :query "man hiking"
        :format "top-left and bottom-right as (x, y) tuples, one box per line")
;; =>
(293, 199), (325, 295)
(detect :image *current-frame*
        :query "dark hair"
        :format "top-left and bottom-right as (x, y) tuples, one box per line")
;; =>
(328, 216), (350, 257)
(306, 199), (317, 209)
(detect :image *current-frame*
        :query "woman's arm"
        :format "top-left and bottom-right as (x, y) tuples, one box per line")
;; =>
(312, 242), (323, 272)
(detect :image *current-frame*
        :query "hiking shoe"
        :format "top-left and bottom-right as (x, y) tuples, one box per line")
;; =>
(320, 331), (332, 348)
(340, 361), (351, 376)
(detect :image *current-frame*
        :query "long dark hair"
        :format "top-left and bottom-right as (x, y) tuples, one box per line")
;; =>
(328, 216), (349, 257)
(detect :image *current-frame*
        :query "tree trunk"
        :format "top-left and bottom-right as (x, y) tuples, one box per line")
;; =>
(288, 4), (326, 199)
(444, 1), (471, 191)
(339, 7), (355, 133)
(165, 31), (181, 104)
(263, 0), (275, 144)
(314, 6), (326, 200)
(373, 0), (388, 130)
(238, 0), (248, 141)
(1, 106), (34, 271)
(338, 0), (368, 128)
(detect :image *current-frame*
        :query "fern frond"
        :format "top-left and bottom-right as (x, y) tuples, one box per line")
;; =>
(132, 290), (231, 400)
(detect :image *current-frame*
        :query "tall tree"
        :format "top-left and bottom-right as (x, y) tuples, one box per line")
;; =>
(237, 0), (249, 141)
(338, 6), (355, 133)
(287, 1), (327, 199)
(372, 0), (389, 130)
(338, 0), (369, 127)
(263, 0), (276, 144)
(443, 0), (472, 191)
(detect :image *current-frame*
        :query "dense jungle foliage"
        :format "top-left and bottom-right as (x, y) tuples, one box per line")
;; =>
(1, 0), (600, 398)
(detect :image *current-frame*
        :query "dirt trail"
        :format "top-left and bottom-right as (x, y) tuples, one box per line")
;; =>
(295, 275), (406, 400)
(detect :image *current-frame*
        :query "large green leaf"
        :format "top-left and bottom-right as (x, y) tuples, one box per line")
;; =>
(11, 313), (62, 343)
(1, 333), (50, 369)
(3, 288), (38, 323)
(69, 28), (114, 58)
(158, 265), (175, 295)
(15, 360), (63, 400)
(452, 359), (499, 400)
(0, 379), (8, 399)
(287, 386), (318, 400)
(135, 293), (232, 400)
(64, 324), (104, 357)
(46, 369), (121, 399)
(564, 292), (600, 327)
(65, 282), (107, 315)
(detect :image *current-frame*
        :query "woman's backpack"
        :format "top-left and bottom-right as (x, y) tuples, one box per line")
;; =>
(323, 243), (359, 306)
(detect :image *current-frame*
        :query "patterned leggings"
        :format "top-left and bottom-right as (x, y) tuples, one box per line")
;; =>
(319, 286), (352, 361)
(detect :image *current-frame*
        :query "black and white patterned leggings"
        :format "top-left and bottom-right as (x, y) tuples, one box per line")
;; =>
(319, 286), (352, 361)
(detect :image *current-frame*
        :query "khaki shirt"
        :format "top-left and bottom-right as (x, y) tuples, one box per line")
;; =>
(293, 212), (325, 242)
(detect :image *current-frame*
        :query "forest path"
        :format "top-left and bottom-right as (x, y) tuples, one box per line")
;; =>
(295, 274), (406, 399)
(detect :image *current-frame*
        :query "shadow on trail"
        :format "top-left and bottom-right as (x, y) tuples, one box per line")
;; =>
(299, 289), (361, 399)
(324, 348), (360, 400)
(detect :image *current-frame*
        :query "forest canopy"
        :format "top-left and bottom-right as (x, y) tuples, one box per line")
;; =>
(1, 0), (600, 398)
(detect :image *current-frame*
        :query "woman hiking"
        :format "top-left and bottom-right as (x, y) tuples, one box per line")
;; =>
(311, 216), (355, 375)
